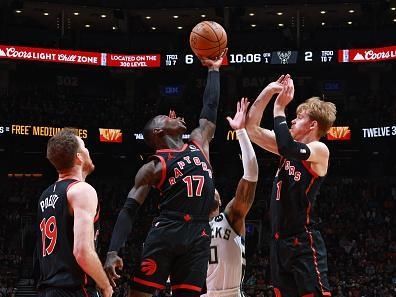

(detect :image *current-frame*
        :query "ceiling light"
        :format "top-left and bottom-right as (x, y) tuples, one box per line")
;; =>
(347, 21), (352, 25)
(151, 26), (156, 30)
(100, 14), (107, 18)
(251, 24), (257, 27)
(321, 22), (326, 26)
(201, 14), (206, 18)
(277, 12), (283, 16)
(177, 26), (183, 29)
(43, 12), (49, 16)
(85, 24), (91, 28)
(112, 26), (117, 30)
(391, 7), (396, 11)
(320, 10), (326, 14)
(73, 12), (79, 16)
(15, 10), (22, 14)
(145, 16), (151, 19)
(393, 18), (396, 22)
(349, 10), (355, 13)
(278, 23), (284, 27)
(249, 13), (255, 16)
(173, 15), (179, 19)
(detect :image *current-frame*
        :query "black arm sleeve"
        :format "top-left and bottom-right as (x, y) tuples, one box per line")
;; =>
(274, 116), (311, 160)
(199, 70), (220, 124)
(108, 198), (141, 253)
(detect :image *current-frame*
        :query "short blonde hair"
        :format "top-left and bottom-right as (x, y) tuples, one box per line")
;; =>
(296, 97), (336, 137)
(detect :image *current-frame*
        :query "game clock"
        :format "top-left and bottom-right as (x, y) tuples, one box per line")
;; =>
(228, 52), (271, 64)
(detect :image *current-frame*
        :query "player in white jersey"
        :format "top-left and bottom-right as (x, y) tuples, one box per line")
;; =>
(202, 98), (258, 297)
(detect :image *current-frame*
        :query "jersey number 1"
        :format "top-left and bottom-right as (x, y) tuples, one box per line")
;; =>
(182, 175), (204, 197)
(40, 216), (58, 257)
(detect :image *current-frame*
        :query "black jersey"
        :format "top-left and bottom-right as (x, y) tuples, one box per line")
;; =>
(151, 140), (215, 216)
(270, 157), (325, 238)
(36, 179), (100, 289)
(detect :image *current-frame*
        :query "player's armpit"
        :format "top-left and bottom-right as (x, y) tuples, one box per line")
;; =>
(135, 159), (162, 187)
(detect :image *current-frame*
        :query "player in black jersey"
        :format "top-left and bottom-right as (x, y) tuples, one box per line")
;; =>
(246, 75), (337, 297)
(104, 51), (226, 297)
(36, 129), (113, 297)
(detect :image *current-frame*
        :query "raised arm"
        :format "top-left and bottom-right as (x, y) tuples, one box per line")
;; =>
(190, 50), (227, 157)
(246, 75), (286, 155)
(68, 182), (113, 297)
(224, 98), (258, 236)
(273, 77), (329, 175)
(104, 160), (162, 287)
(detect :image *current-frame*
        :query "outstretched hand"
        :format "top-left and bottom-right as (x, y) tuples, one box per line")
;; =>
(199, 48), (228, 69)
(274, 74), (294, 108)
(104, 251), (124, 287)
(227, 97), (250, 130)
(264, 74), (288, 96)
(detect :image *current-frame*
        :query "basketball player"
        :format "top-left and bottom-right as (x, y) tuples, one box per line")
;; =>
(246, 75), (336, 297)
(104, 51), (226, 297)
(36, 129), (113, 297)
(202, 98), (258, 297)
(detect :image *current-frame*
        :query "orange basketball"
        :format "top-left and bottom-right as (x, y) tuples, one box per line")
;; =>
(189, 21), (227, 60)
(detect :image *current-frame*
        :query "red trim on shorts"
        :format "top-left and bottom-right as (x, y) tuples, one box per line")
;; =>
(273, 287), (282, 297)
(323, 293), (332, 296)
(301, 294), (314, 297)
(156, 143), (188, 153)
(305, 227), (328, 296)
(82, 286), (89, 297)
(66, 180), (80, 192)
(301, 160), (319, 178)
(133, 277), (165, 290)
(171, 283), (202, 292)
(190, 140), (211, 167)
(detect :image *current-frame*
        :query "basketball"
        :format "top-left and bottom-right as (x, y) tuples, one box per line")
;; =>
(189, 21), (227, 60)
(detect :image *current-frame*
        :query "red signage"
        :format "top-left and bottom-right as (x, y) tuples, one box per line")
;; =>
(107, 53), (161, 68)
(338, 46), (396, 63)
(0, 44), (161, 68)
(327, 126), (351, 141)
(0, 45), (103, 66)
(99, 128), (123, 143)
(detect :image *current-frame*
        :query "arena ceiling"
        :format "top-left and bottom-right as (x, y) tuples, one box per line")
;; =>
(3, 0), (396, 33)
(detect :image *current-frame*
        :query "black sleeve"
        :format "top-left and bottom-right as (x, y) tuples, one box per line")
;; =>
(273, 116), (311, 160)
(108, 198), (141, 253)
(199, 70), (220, 124)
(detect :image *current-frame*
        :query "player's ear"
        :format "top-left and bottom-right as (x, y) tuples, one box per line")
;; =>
(75, 152), (83, 165)
(153, 128), (164, 137)
(310, 120), (318, 131)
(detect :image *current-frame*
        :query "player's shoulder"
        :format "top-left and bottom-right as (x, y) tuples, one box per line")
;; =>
(67, 181), (97, 198)
(307, 140), (329, 155)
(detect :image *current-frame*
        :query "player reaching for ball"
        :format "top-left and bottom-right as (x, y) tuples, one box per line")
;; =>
(104, 50), (227, 297)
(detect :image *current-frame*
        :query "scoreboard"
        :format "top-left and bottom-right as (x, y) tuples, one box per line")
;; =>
(164, 50), (337, 67)
(0, 44), (394, 68)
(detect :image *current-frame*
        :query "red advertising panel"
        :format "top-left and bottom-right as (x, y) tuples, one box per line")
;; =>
(327, 126), (351, 141)
(99, 128), (123, 143)
(338, 45), (396, 63)
(0, 44), (103, 66)
(107, 53), (161, 68)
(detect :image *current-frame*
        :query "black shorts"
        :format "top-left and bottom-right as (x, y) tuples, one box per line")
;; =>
(131, 214), (211, 295)
(270, 229), (331, 297)
(37, 287), (100, 297)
